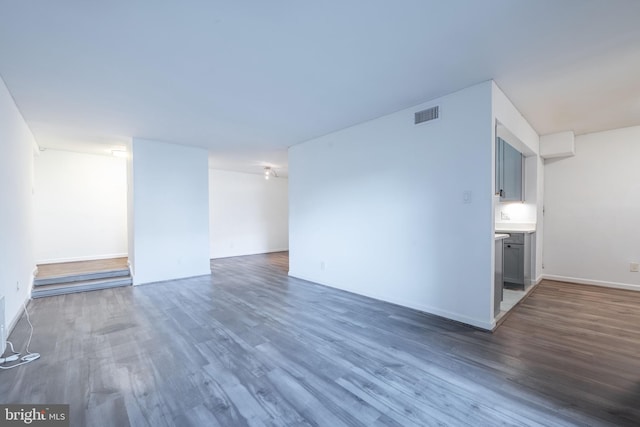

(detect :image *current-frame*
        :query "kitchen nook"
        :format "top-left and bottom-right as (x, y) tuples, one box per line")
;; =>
(493, 119), (542, 323)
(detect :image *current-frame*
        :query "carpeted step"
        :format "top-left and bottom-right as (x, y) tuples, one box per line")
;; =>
(31, 276), (132, 298)
(33, 268), (130, 287)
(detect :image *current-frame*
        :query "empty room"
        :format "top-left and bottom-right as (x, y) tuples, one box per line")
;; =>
(1, 1), (639, 426)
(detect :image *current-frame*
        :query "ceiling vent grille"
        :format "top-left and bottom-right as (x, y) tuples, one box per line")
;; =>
(414, 106), (439, 124)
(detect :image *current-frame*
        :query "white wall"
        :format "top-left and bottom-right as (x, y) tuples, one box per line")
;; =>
(491, 82), (544, 282)
(127, 149), (135, 275)
(34, 149), (128, 263)
(0, 76), (36, 332)
(130, 138), (210, 285)
(544, 126), (640, 290)
(209, 169), (288, 258)
(289, 81), (495, 329)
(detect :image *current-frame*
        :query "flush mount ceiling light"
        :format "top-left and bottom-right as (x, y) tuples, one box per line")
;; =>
(111, 149), (128, 158)
(264, 166), (278, 180)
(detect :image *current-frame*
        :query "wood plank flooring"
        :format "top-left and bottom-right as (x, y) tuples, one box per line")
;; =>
(36, 257), (129, 279)
(3, 252), (640, 426)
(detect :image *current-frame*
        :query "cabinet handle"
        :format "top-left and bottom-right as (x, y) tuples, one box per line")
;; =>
(506, 244), (511, 248)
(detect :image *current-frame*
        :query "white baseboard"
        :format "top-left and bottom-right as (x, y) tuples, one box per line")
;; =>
(211, 248), (289, 260)
(6, 295), (31, 343)
(36, 253), (128, 264)
(288, 271), (494, 331)
(543, 274), (640, 292)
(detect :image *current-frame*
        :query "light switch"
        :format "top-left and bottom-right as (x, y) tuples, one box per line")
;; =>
(463, 191), (472, 204)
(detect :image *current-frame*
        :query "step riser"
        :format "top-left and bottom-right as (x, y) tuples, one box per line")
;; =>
(34, 269), (130, 287)
(31, 278), (132, 298)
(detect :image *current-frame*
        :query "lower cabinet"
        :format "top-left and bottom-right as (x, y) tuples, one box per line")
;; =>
(503, 242), (524, 285)
(503, 232), (535, 289)
(494, 239), (504, 317)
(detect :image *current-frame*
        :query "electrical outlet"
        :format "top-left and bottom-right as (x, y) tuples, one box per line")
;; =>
(320, 261), (325, 271)
(500, 211), (510, 220)
(463, 191), (472, 204)
(16, 281), (19, 291)
(631, 262), (639, 273)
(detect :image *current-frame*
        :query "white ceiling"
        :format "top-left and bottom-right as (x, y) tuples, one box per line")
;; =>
(1, 1), (639, 175)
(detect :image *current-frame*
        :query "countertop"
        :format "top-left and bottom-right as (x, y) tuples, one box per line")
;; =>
(495, 233), (510, 240)
(495, 223), (536, 234)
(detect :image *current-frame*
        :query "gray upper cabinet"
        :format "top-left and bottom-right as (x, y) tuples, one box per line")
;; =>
(496, 137), (524, 202)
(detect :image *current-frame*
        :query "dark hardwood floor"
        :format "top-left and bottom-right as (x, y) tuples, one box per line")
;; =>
(2, 252), (639, 426)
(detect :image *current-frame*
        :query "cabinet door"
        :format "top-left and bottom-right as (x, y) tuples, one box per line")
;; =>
(494, 240), (504, 317)
(503, 243), (524, 285)
(496, 137), (504, 196)
(501, 141), (523, 201)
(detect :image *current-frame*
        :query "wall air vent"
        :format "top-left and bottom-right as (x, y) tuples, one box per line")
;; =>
(414, 106), (439, 124)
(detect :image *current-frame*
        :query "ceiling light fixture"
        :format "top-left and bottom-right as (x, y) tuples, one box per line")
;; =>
(264, 166), (278, 180)
(111, 149), (128, 158)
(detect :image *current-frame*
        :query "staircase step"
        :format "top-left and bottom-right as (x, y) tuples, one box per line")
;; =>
(34, 268), (130, 287)
(31, 276), (132, 298)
